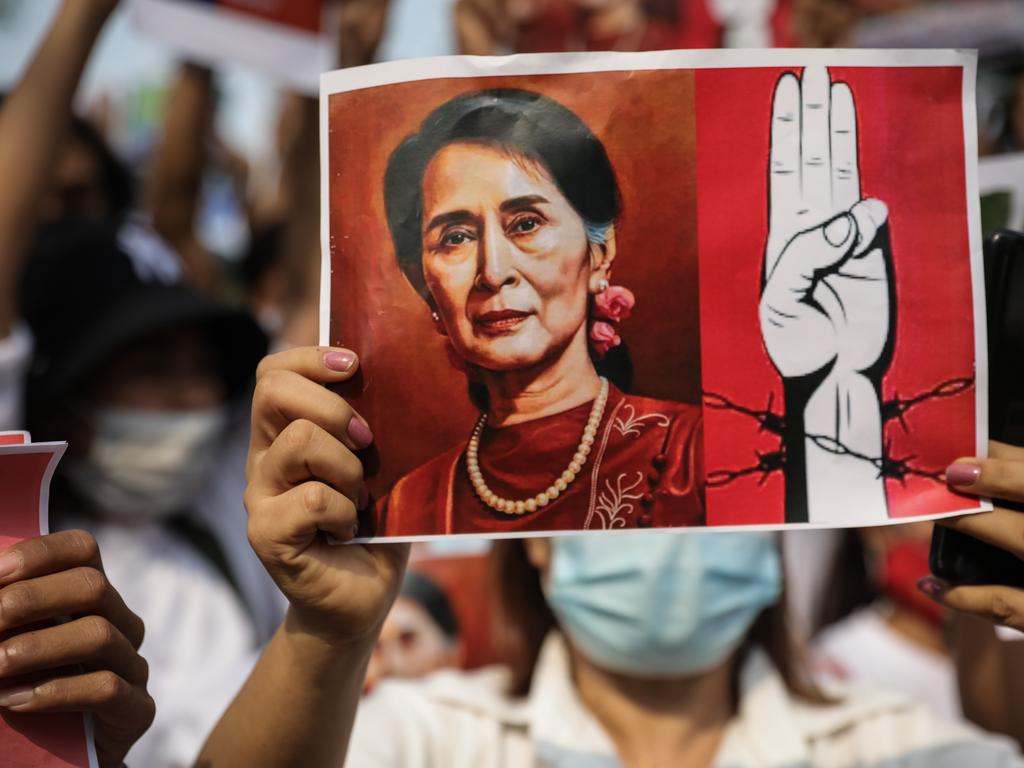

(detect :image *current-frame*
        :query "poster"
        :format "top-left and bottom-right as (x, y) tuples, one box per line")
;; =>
(0, 434), (98, 768)
(129, 0), (339, 94)
(320, 49), (988, 542)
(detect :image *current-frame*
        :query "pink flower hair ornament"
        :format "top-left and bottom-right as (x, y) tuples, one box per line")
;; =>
(593, 285), (636, 323)
(589, 285), (635, 358)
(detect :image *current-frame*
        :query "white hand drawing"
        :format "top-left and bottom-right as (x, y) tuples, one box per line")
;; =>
(760, 66), (893, 525)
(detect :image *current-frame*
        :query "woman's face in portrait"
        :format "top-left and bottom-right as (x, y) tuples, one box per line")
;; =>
(420, 142), (602, 372)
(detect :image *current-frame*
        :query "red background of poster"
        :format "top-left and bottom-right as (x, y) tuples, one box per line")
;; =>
(214, 0), (323, 33)
(696, 66), (983, 525)
(328, 70), (700, 496)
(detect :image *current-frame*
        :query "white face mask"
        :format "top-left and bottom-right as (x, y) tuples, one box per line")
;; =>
(64, 407), (228, 524)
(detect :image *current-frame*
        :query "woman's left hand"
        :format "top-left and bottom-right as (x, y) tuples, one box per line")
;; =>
(0, 530), (155, 768)
(918, 440), (1024, 631)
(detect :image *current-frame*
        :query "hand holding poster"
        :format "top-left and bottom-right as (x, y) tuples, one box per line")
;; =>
(320, 50), (988, 542)
(0, 434), (99, 768)
(130, 0), (340, 94)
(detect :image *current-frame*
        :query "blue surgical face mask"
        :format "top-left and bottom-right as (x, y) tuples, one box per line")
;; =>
(543, 532), (782, 678)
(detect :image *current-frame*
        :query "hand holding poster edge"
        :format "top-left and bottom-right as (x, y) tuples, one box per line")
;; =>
(0, 437), (100, 768)
(316, 48), (991, 543)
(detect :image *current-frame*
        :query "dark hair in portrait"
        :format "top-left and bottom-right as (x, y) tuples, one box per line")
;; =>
(383, 88), (633, 400)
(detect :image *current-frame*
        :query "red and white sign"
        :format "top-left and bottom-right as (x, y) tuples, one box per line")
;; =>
(130, 0), (339, 94)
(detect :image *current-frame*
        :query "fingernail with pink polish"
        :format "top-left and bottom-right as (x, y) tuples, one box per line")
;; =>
(945, 463), (981, 487)
(348, 418), (374, 449)
(324, 351), (356, 372)
(0, 686), (34, 708)
(917, 576), (948, 600)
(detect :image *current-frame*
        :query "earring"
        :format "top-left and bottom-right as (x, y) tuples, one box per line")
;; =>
(431, 311), (441, 323)
(596, 278), (610, 294)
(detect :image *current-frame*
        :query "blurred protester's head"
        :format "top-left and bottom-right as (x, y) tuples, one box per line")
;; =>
(365, 571), (462, 693)
(21, 217), (266, 523)
(42, 115), (134, 223)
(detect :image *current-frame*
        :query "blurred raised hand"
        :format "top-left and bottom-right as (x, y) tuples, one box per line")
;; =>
(244, 347), (408, 643)
(197, 347), (408, 768)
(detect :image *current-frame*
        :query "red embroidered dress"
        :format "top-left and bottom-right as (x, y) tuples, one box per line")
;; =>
(371, 385), (703, 537)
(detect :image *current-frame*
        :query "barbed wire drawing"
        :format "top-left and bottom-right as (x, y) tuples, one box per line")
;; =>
(704, 375), (973, 490)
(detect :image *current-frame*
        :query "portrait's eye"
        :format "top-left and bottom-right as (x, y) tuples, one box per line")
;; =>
(509, 215), (543, 236)
(440, 227), (475, 248)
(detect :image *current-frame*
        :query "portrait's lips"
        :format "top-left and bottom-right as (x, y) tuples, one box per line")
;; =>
(474, 309), (532, 334)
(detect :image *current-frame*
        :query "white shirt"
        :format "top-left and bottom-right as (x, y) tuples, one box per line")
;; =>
(85, 520), (260, 768)
(813, 605), (962, 722)
(349, 633), (1021, 768)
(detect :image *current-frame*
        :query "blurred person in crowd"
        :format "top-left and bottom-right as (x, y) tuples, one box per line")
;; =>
(0, 94), (134, 227)
(793, 0), (857, 47)
(150, 69), (323, 347)
(0, 1), (288, 765)
(363, 570), (463, 694)
(456, 0), (794, 53)
(793, 0), (922, 47)
(195, 345), (1023, 768)
(43, 113), (135, 224)
(984, 69), (1024, 155)
(0, 530), (156, 767)
(812, 523), (961, 721)
(456, 0), (682, 54)
(17, 218), (268, 767)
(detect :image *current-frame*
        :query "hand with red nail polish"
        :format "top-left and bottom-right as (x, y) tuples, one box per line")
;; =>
(922, 440), (1024, 632)
(245, 346), (409, 649)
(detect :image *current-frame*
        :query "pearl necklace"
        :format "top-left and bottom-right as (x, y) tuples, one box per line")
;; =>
(467, 377), (610, 516)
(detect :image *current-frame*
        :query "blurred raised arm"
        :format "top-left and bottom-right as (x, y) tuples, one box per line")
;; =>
(0, 0), (118, 337)
(147, 61), (219, 292)
(275, 95), (321, 348)
(195, 347), (408, 766)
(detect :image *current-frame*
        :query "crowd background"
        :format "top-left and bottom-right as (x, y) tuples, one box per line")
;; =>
(1, 1), (1023, 767)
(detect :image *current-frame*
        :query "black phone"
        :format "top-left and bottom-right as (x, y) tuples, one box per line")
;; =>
(929, 229), (1024, 588)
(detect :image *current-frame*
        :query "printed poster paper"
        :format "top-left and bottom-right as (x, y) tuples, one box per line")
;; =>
(320, 49), (988, 542)
(129, 0), (339, 95)
(0, 434), (98, 768)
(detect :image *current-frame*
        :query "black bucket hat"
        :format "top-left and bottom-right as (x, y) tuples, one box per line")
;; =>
(21, 217), (268, 405)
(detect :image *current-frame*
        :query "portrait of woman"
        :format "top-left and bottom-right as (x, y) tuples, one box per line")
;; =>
(370, 88), (703, 537)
